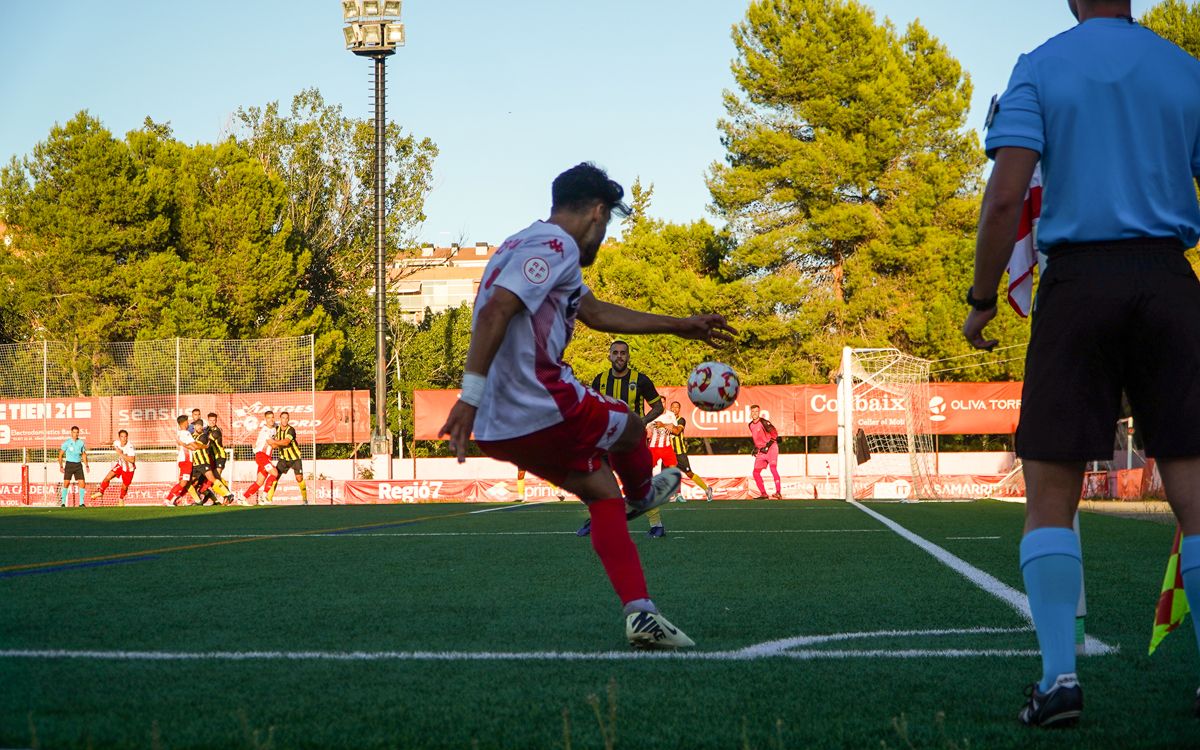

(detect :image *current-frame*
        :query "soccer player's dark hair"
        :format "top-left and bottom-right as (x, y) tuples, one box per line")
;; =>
(191, 408), (200, 414)
(70, 425), (79, 431)
(177, 415), (189, 425)
(750, 404), (760, 409)
(264, 409), (273, 416)
(551, 162), (624, 215)
(610, 339), (628, 351)
(118, 429), (128, 438)
(279, 411), (289, 418)
(207, 412), (217, 419)
(671, 401), (680, 408)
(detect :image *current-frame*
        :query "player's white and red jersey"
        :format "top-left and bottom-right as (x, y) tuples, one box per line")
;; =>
(471, 221), (590, 441)
(175, 429), (193, 463)
(253, 424), (275, 471)
(110, 439), (137, 473)
(253, 424), (274, 456)
(647, 414), (675, 449)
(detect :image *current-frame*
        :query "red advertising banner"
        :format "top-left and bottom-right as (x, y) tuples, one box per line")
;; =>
(413, 383), (1024, 439)
(0, 475), (1025, 507)
(0, 390), (370, 449)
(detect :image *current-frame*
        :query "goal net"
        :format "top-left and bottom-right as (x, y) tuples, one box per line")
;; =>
(0, 337), (315, 507)
(836, 347), (940, 501)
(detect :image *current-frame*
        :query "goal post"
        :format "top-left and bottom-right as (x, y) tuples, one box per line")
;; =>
(837, 346), (940, 501)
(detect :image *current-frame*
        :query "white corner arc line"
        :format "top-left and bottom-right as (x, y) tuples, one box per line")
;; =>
(848, 501), (1118, 655)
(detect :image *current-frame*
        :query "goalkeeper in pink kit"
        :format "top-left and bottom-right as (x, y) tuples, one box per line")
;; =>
(748, 405), (782, 500)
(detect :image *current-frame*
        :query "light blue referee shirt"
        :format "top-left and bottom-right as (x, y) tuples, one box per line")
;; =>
(61, 437), (85, 463)
(985, 17), (1200, 250)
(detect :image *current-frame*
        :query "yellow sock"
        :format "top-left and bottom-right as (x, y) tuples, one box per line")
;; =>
(187, 485), (201, 503)
(266, 483), (276, 502)
(517, 477), (525, 498)
(297, 479), (307, 502)
(647, 507), (662, 527)
(689, 472), (709, 491)
(211, 479), (232, 497)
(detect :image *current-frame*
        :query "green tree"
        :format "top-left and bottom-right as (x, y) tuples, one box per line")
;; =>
(234, 88), (439, 391)
(0, 113), (173, 392)
(707, 0), (1026, 380)
(0, 111), (356, 391)
(1143, 0), (1200, 58)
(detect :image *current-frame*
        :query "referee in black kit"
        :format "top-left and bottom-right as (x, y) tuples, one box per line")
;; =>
(962, 0), (1200, 729)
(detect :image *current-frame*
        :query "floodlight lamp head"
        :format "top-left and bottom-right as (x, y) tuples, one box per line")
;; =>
(343, 25), (360, 48)
(385, 22), (405, 46)
(382, 0), (402, 17)
(342, 0), (361, 20)
(363, 0), (381, 16)
(362, 22), (383, 46)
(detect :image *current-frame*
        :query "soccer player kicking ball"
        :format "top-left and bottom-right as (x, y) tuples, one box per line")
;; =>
(91, 429), (136, 506)
(439, 163), (736, 649)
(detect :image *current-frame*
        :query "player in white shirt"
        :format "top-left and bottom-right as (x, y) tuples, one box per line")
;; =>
(242, 410), (280, 505)
(164, 415), (202, 506)
(439, 163), (735, 649)
(91, 429), (137, 505)
(647, 412), (677, 469)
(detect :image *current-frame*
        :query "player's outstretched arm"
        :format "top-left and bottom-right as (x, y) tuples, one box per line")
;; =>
(439, 288), (526, 462)
(577, 292), (736, 345)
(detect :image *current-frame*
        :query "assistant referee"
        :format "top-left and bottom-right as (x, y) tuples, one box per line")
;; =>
(963, 0), (1200, 728)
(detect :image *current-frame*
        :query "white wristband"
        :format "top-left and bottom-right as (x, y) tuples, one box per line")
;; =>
(460, 372), (486, 407)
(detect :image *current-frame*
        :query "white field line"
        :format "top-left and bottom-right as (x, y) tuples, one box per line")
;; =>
(0, 626), (1058, 662)
(0, 529), (886, 540)
(849, 501), (1118, 656)
(945, 536), (1002, 540)
(468, 501), (556, 514)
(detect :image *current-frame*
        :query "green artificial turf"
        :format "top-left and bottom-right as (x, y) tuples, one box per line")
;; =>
(0, 500), (1195, 749)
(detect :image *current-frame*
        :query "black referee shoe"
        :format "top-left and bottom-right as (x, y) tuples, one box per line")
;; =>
(1193, 687), (1200, 718)
(1018, 674), (1082, 728)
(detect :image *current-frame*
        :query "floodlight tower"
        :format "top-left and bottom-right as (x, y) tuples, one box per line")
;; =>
(343, 0), (405, 474)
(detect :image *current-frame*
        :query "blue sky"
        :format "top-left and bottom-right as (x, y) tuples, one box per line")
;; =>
(0, 0), (1156, 246)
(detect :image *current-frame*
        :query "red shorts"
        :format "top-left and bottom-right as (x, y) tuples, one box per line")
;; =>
(116, 468), (134, 485)
(477, 389), (630, 486)
(177, 461), (193, 480)
(255, 452), (275, 472)
(649, 446), (677, 468)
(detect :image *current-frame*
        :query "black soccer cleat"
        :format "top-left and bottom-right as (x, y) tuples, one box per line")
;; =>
(576, 519), (592, 537)
(647, 525), (666, 538)
(1018, 674), (1083, 728)
(1193, 687), (1200, 718)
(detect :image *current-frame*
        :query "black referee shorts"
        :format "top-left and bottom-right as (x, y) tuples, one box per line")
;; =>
(62, 461), (84, 482)
(1016, 240), (1200, 461)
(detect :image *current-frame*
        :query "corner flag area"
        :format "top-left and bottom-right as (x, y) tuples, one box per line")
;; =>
(0, 500), (1190, 748)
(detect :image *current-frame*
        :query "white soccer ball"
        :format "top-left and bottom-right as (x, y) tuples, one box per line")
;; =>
(687, 361), (740, 412)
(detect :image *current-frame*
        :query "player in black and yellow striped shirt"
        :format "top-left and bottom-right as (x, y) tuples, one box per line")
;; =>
(268, 410), (308, 504)
(187, 421), (236, 505)
(665, 400), (713, 502)
(578, 340), (669, 538)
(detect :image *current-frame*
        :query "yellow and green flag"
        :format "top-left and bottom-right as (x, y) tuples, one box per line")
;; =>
(1149, 525), (1190, 656)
